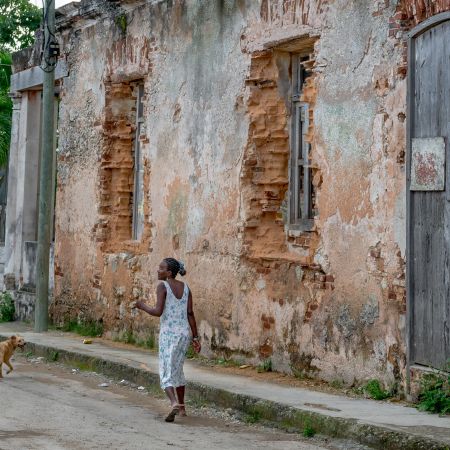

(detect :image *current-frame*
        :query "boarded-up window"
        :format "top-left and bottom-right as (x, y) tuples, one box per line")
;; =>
(132, 83), (144, 240)
(289, 54), (315, 229)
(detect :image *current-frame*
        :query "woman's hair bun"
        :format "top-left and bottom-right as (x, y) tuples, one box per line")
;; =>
(163, 257), (187, 277)
(178, 261), (187, 276)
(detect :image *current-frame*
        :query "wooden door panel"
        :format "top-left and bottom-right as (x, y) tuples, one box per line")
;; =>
(411, 20), (450, 368)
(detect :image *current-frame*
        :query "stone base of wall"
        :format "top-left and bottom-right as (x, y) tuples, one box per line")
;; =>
(408, 364), (445, 402)
(12, 290), (36, 322)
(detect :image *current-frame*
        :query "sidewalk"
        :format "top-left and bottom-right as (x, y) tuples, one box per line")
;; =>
(1, 322), (448, 450)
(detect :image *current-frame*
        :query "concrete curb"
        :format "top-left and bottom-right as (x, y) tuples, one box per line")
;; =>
(3, 336), (448, 450)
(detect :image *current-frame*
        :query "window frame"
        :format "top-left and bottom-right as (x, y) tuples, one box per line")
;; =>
(288, 54), (314, 231)
(131, 83), (145, 241)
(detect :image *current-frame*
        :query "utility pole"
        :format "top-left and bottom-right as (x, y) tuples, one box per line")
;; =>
(35, 0), (57, 332)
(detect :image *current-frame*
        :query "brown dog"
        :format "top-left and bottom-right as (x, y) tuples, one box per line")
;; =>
(0, 335), (25, 378)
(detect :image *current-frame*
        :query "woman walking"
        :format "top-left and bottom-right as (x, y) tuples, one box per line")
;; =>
(133, 258), (201, 422)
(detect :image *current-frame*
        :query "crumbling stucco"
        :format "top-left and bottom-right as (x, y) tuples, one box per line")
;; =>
(11, 0), (449, 388)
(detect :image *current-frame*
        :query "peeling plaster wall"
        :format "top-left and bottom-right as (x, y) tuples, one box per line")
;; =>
(305, 0), (407, 383)
(52, 0), (256, 346)
(236, 0), (409, 385)
(32, 0), (446, 387)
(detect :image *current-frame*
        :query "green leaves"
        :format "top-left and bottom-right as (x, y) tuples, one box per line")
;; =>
(0, 0), (41, 52)
(0, 1), (41, 167)
(364, 379), (392, 400)
(418, 371), (450, 415)
(0, 50), (11, 167)
(0, 291), (15, 321)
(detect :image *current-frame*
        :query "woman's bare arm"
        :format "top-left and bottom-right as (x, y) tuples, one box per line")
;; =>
(134, 283), (166, 317)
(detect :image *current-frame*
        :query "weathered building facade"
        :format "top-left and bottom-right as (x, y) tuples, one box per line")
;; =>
(5, 0), (450, 389)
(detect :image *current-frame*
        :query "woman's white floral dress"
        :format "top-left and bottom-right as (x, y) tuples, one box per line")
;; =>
(159, 281), (191, 389)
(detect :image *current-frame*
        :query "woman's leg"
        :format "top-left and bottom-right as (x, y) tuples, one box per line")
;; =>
(164, 386), (180, 422)
(162, 335), (188, 421)
(176, 386), (186, 416)
(164, 386), (179, 407)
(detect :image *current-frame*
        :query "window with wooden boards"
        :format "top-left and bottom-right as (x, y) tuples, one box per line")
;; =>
(132, 83), (145, 241)
(288, 54), (316, 230)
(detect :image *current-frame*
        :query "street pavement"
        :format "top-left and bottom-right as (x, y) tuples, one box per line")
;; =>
(0, 357), (367, 450)
(1, 323), (447, 444)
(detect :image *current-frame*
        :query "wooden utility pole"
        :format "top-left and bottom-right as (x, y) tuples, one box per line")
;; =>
(35, 0), (57, 332)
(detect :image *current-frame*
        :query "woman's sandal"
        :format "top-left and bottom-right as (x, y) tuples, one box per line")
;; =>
(165, 404), (180, 423)
(179, 404), (186, 417)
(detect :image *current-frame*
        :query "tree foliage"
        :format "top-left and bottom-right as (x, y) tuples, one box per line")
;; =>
(0, 0), (41, 167)
(0, 51), (12, 167)
(0, 0), (41, 51)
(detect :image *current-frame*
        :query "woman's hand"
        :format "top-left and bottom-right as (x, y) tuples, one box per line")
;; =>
(193, 339), (201, 354)
(132, 301), (144, 310)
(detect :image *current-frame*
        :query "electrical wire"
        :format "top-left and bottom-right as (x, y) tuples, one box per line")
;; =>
(41, 0), (57, 72)
(39, 0), (58, 73)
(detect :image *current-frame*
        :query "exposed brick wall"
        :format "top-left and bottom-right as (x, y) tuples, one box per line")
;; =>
(240, 50), (291, 260)
(367, 242), (406, 314)
(238, 47), (339, 367)
(397, 0), (450, 26)
(240, 48), (320, 264)
(93, 80), (152, 254)
(98, 81), (135, 243)
(303, 269), (334, 322)
(386, 1), (450, 79)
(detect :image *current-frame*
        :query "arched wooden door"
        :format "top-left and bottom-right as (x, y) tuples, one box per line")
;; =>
(408, 12), (450, 369)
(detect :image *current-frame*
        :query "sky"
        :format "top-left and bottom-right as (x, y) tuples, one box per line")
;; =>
(30, 0), (78, 8)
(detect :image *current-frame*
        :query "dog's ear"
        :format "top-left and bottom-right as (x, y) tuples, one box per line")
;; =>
(10, 335), (16, 341)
